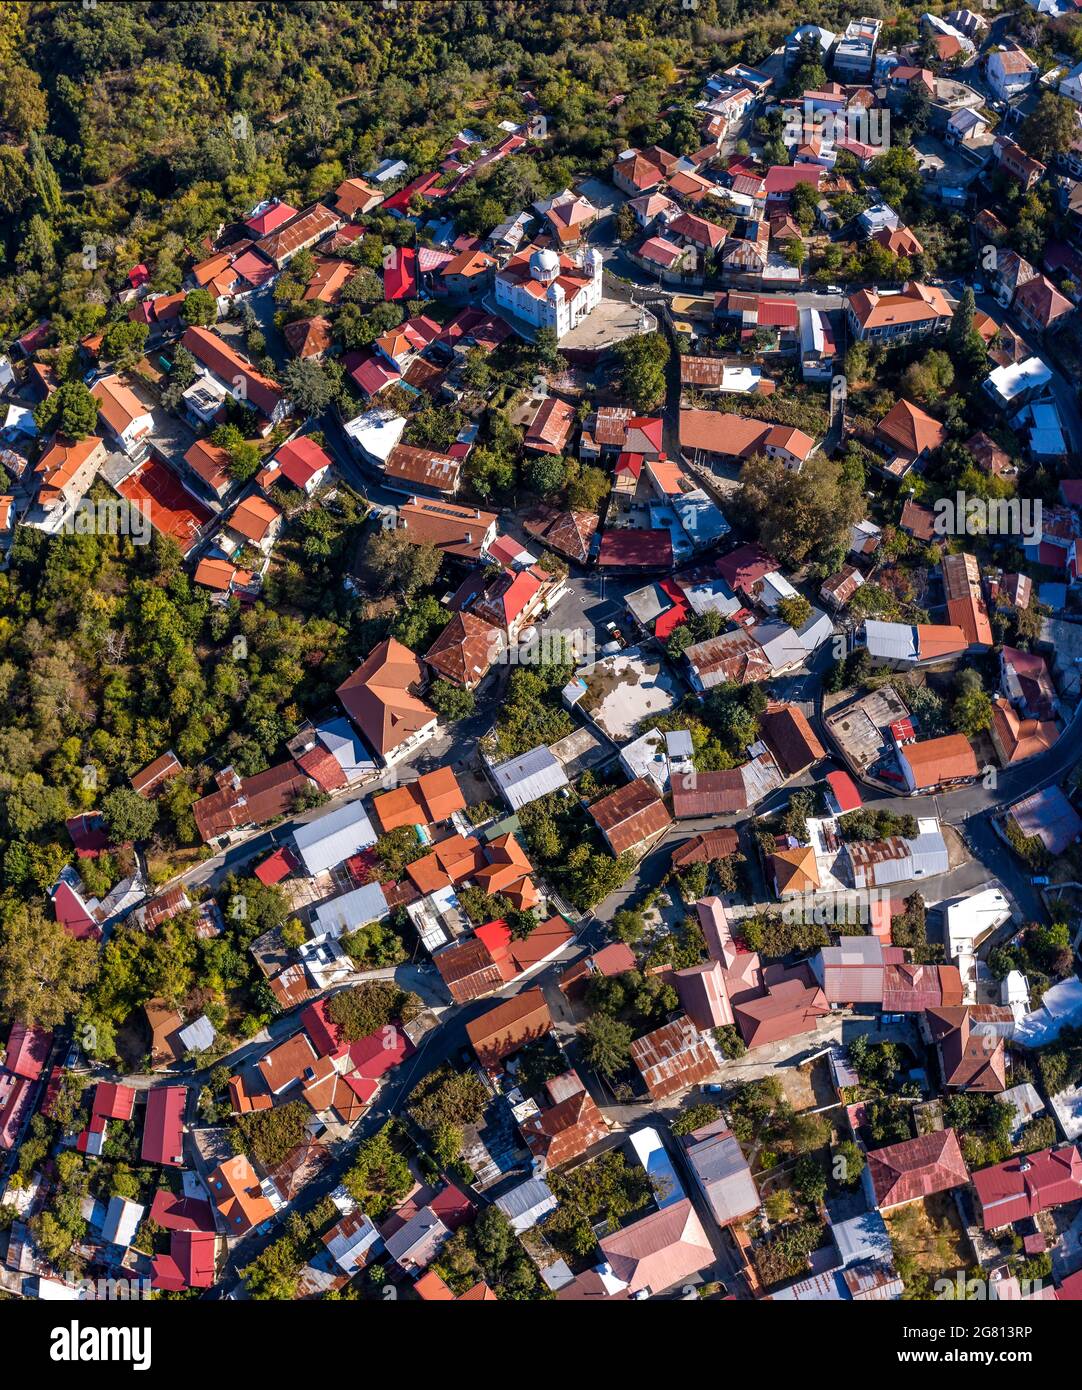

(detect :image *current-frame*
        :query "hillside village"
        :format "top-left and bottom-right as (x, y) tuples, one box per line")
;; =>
(1, 0), (1082, 1320)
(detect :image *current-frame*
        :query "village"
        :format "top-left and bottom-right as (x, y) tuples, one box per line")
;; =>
(0, 0), (1080, 1322)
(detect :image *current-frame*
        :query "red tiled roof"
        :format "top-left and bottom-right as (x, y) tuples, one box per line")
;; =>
(868, 1128), (969, 1209)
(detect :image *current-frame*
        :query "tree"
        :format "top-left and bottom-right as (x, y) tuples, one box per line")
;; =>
(729, 452), (863, 568)
(364, 528), (442, 597)
(566, 463), (610, 513)
(428, 679), (475, 722)
(181, 288), (217, 326)
(952, 668), (993, 737)
(283, 358), (337, 417)
(581, 1013), (633, 1076)
(506, 908), (538, 941)
(327, 982), (414, 1041)
(900, 351), (953, 404)
(1020, 92), (1079, 161)
(525, 452), (568, 498)
(776, 595), (812, 629)
(101, 320), (149, 371)
(0, 905), (99, 1028)
(34, 380), (98, 440)
(671, 1102), (720, 1136)
(614, 202), (636, 242)
(100, 787), (158, 843)
(243, 1238), (301, 1300)
(614, 332), (670, 412)
(610, 907), (646, 944)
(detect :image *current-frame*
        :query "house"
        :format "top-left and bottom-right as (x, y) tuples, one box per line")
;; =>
(425, 610), (502, 690)
(393, 496), (498, 562)
(991, 697), (1059, 764)
(867, 397), (945, 478)
(292, 799), (378, 875)
(523, 396), (576, 455)
(927, 1001), (1009, 1088)
(630, 1016), (720, 1101)
(494, 1176), (559, 1235)
(898, 733), (978, 792)
(821, 564), (865, 610)
(986, 46), (1037, 103)
(684, 628), (771, 690)
(208, 1154), (276, 1235)
(255, 202), (343, 268)
(540, 189), (599, 245)
(868, 1128), (969, 1211)
(681, 1118), (759, 1227)
(257, 1032), (318, 1096)
(833, 17), (881, 79)
(494, 244), (603, 340)
(263, 436), (332, 495)
(1014, 275), (1073, 334)
(382, 444), (461, 498)
(612, 149), (668, 196)
(334, 178), (384, 218)
(227, 495), (282, 553)
(485, 745), (572, 814)
(589, 778), (672, 857)
(759, 703), (825, 776)
(323, 1211), (381, 1276)
(520, 1071), (608, 1171)
(465, 988), (553, 1068)
(992, 136), (1045, 192)
(101, 1196), (145, 1249)
(182, 439), (232, 501)
(28, 435), (107, 531)
(90, 376), (154, 460)
(181, 327), (288, 429)
(942, 552), (992, 648)
(336, 638), (438, 766)
(1008, 786), (1081, 858)
(595, 1198), (714, 1297)
(283, 315), (333, 360)
(141, 1086), (185, 1166)
(733, 963), (830, 1048)
(972, 1145), (1082, 1229)
(770, 845), (821, 897)
(151, 1231), (217, 1291)
(846, 282), (952, 345)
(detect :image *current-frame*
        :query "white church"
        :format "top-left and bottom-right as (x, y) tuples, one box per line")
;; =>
(494, 243), (603, 340)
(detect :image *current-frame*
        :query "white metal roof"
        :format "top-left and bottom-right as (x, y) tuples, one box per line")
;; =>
(311, 881), (389, 939)
(293, 800), (377, 875)
(488, 744), (569, 810)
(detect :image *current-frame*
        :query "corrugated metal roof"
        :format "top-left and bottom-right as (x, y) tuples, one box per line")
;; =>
(863, 620), (917, 662)
(489, 745), (569, 810)
(311, 881), (389, 939)
(293, 800), (378, 874)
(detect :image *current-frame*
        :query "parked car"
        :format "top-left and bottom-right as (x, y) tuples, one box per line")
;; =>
(1031, 876), (1050, 886)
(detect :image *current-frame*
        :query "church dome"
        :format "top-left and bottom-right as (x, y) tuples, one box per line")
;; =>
(529, 246), (560, 282)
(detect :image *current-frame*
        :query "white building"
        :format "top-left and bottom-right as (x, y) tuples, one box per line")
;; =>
(1059, 60), (1082, 104)
(292, 800), (378, 876)
(987, 47), (1038, 102)
(494, 244), (603, 340)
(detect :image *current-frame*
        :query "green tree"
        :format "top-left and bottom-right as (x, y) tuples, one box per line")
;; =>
(1020, 92), (1079, 161)
(100, 787), (158, 843)
(614, 332), (670, 412)
(581, 1012), (633, 1076)
(101, 320), (149, 371)
(428, 679), (476, 722)
(181, 288), (217, 326)
(34, 380), (99, 440)
(0, 904), (99, 1028)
